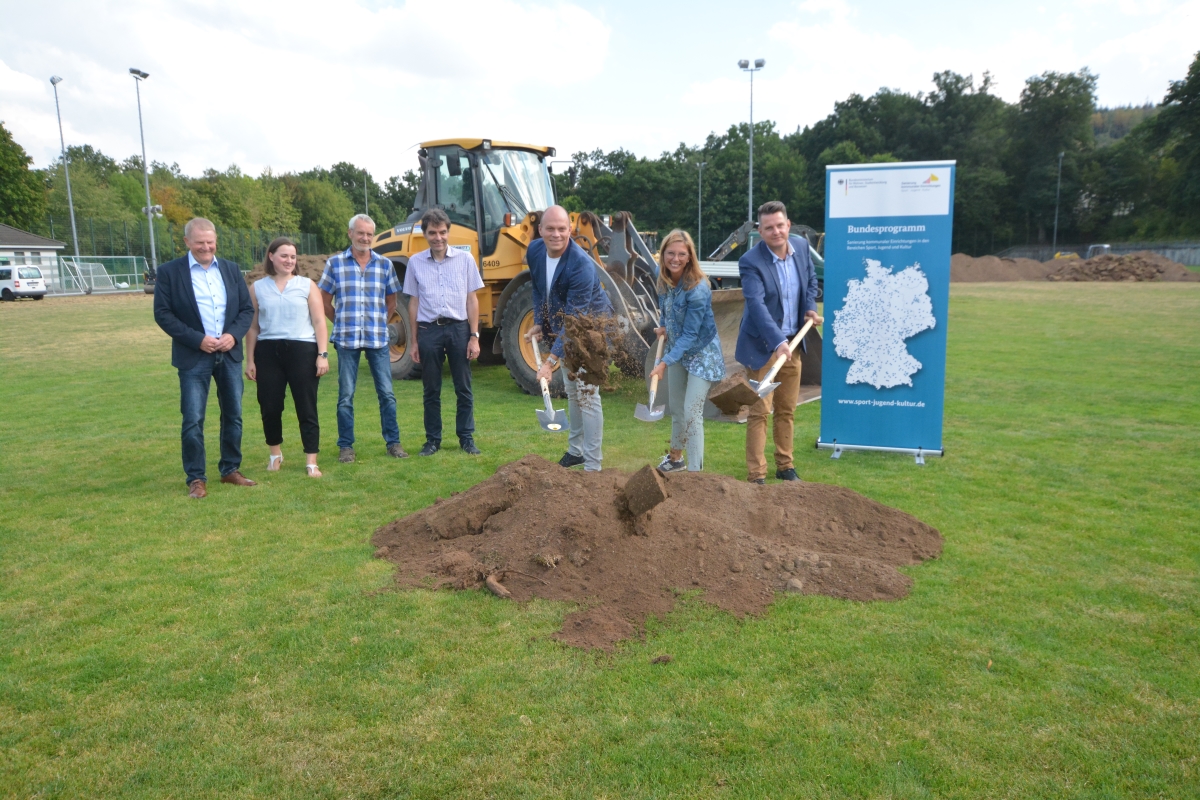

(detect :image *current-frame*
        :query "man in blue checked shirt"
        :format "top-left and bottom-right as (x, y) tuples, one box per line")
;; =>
(318, 214), (408, 462)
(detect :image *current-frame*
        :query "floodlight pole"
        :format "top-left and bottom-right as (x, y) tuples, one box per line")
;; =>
(696, 161), (706, 257)
(1052, 151), (1065, 253)
(130, 69), (157, 276)
(739, 58), (765, 222)
(49, 76), (80, 257)
(364, 171), (369, 215)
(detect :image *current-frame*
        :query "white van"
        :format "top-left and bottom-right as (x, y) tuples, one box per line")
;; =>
(0, 258), (48, 300)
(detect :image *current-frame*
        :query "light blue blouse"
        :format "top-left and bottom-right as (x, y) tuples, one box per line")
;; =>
(254, 276), (316, 342)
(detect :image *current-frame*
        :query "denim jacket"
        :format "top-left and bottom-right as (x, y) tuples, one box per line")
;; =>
(658, 279), (721, 368)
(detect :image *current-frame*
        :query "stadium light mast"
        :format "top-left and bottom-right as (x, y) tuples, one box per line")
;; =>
(130, 68), (158, 277)
(1052, 151), (1065, 253)
(738, 58), (765, 223)
(49, 76), (80, 257)
(696, 161), (706, 257)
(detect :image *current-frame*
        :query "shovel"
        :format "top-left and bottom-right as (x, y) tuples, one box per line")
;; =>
(635, 334), (667, 422)
(749, 319), (816, 399)
(530, 342), (568, 432)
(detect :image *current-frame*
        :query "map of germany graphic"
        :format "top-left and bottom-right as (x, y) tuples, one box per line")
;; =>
(832, 259), (936, 389)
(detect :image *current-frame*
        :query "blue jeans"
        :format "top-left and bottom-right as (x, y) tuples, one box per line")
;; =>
(335, 345), (399, 448)
(565, 375), (603, 471)
(178, 351), (244, 484)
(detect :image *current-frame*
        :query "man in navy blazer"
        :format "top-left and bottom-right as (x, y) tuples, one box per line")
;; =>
(527, 205), (613, 471)
(153, 218), (256, 497)
(735, 201), (823, 484)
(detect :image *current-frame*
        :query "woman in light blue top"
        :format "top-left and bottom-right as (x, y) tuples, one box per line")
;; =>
(649, 229), (725, 472)
(245, 238), (330, 477)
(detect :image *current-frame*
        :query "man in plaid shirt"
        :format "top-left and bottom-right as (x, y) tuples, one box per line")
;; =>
(318, 214), (408, 462)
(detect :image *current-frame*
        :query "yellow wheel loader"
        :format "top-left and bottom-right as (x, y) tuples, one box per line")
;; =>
(372, 138), (673, 396)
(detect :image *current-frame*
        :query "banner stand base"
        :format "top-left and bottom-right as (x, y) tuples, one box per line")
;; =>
(816, 439), (944, 465)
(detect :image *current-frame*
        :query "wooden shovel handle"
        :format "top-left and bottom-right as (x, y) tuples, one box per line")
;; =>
(531, 341), (550, 394)
(648, 334), (666, 394)
(762, 319), (815, 385)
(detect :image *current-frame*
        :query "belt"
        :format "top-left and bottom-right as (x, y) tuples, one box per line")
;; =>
(428, 316), (466, 325)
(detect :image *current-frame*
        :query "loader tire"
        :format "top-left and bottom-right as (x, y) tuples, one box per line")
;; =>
(501, 280), (564, 397)
(387, 299), (421, 381)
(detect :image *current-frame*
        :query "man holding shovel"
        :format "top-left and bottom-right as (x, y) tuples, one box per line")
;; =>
(735, 201), (822, 483)
(527, 205), (613, 471)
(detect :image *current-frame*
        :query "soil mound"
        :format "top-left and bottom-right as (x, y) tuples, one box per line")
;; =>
(951, 253), (1053, 282)
(1047, 251), (1197, 282)
(372, 455), (943, 651)
(243, 254), (332, 286)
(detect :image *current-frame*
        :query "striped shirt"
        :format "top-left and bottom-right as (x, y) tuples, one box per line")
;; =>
(402, 246), (485, 323)
(317, 248), (400, 349)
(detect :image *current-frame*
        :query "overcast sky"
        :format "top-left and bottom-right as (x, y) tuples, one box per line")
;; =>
(2, 0), (1196, 180)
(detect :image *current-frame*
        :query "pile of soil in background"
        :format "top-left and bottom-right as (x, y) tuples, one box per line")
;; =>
(1047, 251), (1198, 282)
(951, 253), (1053, 282)
(371, 455), (943, 651)
(243, 254), (333, 286)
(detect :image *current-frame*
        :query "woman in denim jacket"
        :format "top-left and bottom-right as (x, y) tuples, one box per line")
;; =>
(649, 229), (725, 472)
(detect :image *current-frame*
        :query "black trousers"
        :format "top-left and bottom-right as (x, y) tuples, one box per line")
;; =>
(256, 339), (321, 453)
(417, 319), (474, 445)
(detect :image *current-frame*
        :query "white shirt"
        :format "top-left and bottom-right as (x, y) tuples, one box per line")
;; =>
(545, 255), (561, 296)
(188, 252), (227, 339)
(254, 276), (316, 342)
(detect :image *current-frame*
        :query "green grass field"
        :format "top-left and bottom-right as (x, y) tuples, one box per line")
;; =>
(1, 283), (1198, 799)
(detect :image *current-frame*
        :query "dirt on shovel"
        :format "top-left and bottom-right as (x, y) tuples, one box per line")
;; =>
(372, 455), (943, 651)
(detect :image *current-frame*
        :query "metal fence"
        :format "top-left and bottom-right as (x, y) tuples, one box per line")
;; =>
(36, 216), (319, 267)
(996, 241), (1200, 266)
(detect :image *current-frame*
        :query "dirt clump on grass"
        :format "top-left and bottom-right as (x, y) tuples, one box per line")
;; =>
(243, 254), (333, 286)
(1047, 251), (1197, 282)
(371, 455), (943, 651)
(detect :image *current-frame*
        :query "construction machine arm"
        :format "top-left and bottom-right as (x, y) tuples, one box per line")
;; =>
(707, 220), (756, 261)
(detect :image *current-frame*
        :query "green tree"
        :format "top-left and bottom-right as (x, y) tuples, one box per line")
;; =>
(1005, 69), (1098, 243)
(287, 178), (355, 252)
(0, 122), (47, 230)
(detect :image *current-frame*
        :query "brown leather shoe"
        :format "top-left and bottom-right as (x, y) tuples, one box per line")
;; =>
(188, 480), (207, 499)
(220, 470), (257, 487)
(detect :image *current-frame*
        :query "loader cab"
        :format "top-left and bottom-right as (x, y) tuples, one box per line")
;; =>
(417, 140), (555, 258)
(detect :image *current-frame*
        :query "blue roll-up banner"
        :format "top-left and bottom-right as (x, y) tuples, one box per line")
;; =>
(818, 160), (955, 458)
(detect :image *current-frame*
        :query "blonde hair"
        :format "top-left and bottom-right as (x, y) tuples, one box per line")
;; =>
(656, 229), (704, 293)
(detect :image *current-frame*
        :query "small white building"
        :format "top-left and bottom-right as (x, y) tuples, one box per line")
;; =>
(0, 224), (66, 289)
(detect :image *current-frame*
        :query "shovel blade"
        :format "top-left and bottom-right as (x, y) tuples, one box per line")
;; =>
(634, 403), (665, 422)
(748, 379), (780, 398)
(536, 408), (568, 432)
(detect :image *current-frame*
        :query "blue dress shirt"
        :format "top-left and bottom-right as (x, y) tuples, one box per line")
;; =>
(770, 243), (801, 338)
(189, 252), (227, 339)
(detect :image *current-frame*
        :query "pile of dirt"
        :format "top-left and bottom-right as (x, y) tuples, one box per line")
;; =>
(1047, 251), (1198, 282)
(242, 254), (333, 286)
(951, 253), (1054, 282)
(371, 455), (943, 651)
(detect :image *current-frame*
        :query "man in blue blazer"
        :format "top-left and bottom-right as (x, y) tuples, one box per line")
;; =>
(735, 201), (823, 484)
(527, 205), (613, 471)
(153, 218), (256, 497)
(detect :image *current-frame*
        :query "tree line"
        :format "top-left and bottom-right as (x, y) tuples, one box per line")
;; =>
(553, 52), (1199, 255)
(2, 51), (1196, 257)
(0, 129), (420, 253)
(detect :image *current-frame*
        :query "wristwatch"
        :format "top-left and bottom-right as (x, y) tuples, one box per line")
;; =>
(318, 352), (329, 358)
(470, 331), (480, 338)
